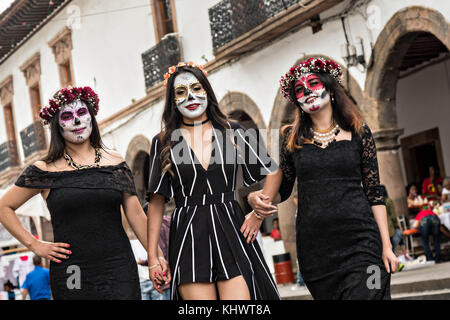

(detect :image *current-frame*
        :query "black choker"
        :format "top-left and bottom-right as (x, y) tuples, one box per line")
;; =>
(182, 118), (210, 127)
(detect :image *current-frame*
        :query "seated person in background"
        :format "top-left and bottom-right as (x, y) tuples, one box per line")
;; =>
(441, 177), (450, 204)
(412, 205), (441, 263)
(422, 166), (443, 202)
(270, 218), (282, 241)
(408, 184), (424, 207)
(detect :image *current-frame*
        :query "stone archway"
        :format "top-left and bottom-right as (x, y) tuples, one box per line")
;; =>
(362, 6), (450, 217)
(125, 134), (151, 203)
(219, 91), (266, 129)
(123, 135), (151, 239)
(268, 54), (364, 271)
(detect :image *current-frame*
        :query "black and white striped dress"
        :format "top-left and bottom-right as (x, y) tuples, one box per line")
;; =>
(147, 121), (280, 300)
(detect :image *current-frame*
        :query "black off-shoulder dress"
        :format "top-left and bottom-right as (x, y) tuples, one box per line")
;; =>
(279, 124), (391, 300)
(15, 162), (141, 300)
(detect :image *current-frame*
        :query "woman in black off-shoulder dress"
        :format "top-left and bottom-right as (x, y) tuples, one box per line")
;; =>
(0, 86), (169, 299)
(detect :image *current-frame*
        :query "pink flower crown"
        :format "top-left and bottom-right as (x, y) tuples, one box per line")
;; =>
(163, 61), (208, 87)
(40, 86), (99, 125)
(280, 57), (343, 103)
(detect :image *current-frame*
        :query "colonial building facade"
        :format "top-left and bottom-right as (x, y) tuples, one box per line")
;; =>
(0, 0), (449, 272)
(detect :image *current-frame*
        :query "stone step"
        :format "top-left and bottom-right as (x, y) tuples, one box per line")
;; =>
(393, 289), (450, 300)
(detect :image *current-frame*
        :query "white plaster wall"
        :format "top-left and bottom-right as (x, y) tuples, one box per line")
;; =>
(396, 59), (450, 182)
(0, 0), (155, 158)
(1, 0), (449, 163)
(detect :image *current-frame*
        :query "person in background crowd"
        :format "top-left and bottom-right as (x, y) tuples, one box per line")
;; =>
(21, 255), (51, 300)
(407, 184), (423, 206)
(412, 204), (441, 263)
(137, 203), (170, 300)
(3, 281), (15, 300)
(270, 218), (282, 241)
(422, 166), (443, 201)
(441, 177), (450, 204)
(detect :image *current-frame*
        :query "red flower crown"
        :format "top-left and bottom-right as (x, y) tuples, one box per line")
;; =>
(163, 61), (208, 87)
(40, 86), (99, 125)
(280, 57), (343, 103)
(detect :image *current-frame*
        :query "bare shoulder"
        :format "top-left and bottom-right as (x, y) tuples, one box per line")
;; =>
(32, 160), (48, 171)
(101, 148), (125, 165)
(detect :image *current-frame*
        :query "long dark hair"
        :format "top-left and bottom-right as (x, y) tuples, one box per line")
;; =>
(160, 66), (229, 176)
(281, 72), (364, 152)
(42, 99), (105, 164)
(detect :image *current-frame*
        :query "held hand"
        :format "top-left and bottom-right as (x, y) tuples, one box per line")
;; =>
(158, 256), (172, 285)
(240, 212), (263, 244)
(382, 248), (399, 274)
(30, 240), (71, 264)
(247, 191), (277, 217)
(148, 257), (167, 294)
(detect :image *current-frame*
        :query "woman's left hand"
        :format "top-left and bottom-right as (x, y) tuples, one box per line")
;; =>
(382, 248), (399, 274)
(240, 212), (263, 244)
(158, 256), (172, 286)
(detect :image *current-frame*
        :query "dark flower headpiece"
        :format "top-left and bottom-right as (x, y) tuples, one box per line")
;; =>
(40, 86), (99, 125)
(280, 57), (343, 103)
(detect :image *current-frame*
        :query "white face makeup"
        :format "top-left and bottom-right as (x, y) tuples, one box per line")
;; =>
(58, 99), (93, 143)
(294, 73), (330, 114)
(173, 72), (208, 119)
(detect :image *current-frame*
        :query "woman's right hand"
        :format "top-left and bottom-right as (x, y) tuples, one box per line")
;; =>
(247, 190), (278, 217)
(148, 256), (166, 294)
(30, 240), (71, 264)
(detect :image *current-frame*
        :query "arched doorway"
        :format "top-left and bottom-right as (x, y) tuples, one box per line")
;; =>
(268, 54), (364, 272)
(219, 92), (277, 235)
(363, 6), (450, 219)
(125, 135), (152, 204)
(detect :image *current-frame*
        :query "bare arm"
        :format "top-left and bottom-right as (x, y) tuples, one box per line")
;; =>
(0, 186), (41, 249)
(147, 193), (170, 292)
(122, 193), (148, 250)
(372, 204), (399, 273)
(21, 289), (28, 300)
(0, 186), (71, 263)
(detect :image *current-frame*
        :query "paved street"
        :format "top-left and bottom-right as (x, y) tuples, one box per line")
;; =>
(278, 261), (450, 300)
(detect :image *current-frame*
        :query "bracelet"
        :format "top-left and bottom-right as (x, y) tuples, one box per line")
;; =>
(252, 210), (264, 221)
(148, 263), (160, 270)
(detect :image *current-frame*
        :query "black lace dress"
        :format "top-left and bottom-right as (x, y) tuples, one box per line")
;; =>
(279, 124), (391, 300)
(15, 162), (141, 300)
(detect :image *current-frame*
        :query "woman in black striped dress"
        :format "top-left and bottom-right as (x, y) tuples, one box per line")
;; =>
(146, 62), (280, 300)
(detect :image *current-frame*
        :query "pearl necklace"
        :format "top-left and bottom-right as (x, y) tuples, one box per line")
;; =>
(311, 122), (340, 147)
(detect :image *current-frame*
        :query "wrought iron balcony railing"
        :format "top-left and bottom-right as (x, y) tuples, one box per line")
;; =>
(20, 122), (47, 159)
(141, 34), (181, 90)
(209, 0), (305, 52)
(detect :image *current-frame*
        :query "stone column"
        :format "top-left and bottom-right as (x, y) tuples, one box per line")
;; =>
(373, 128), (408, 217)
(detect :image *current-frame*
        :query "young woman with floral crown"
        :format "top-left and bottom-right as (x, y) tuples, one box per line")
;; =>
(147, 62), (280, 300)
(0, 86), (169, 299)
(247, 57), (398, 299)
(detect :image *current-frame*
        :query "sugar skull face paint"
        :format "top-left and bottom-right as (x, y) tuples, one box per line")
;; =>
(294, 73), (330, 114)
(58, 99), (93, 143)
(173, 72), (208, 119)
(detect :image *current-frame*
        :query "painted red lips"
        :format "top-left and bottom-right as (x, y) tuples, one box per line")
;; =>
(186, 103), (199, 110)
(71, 127), (86, 134)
